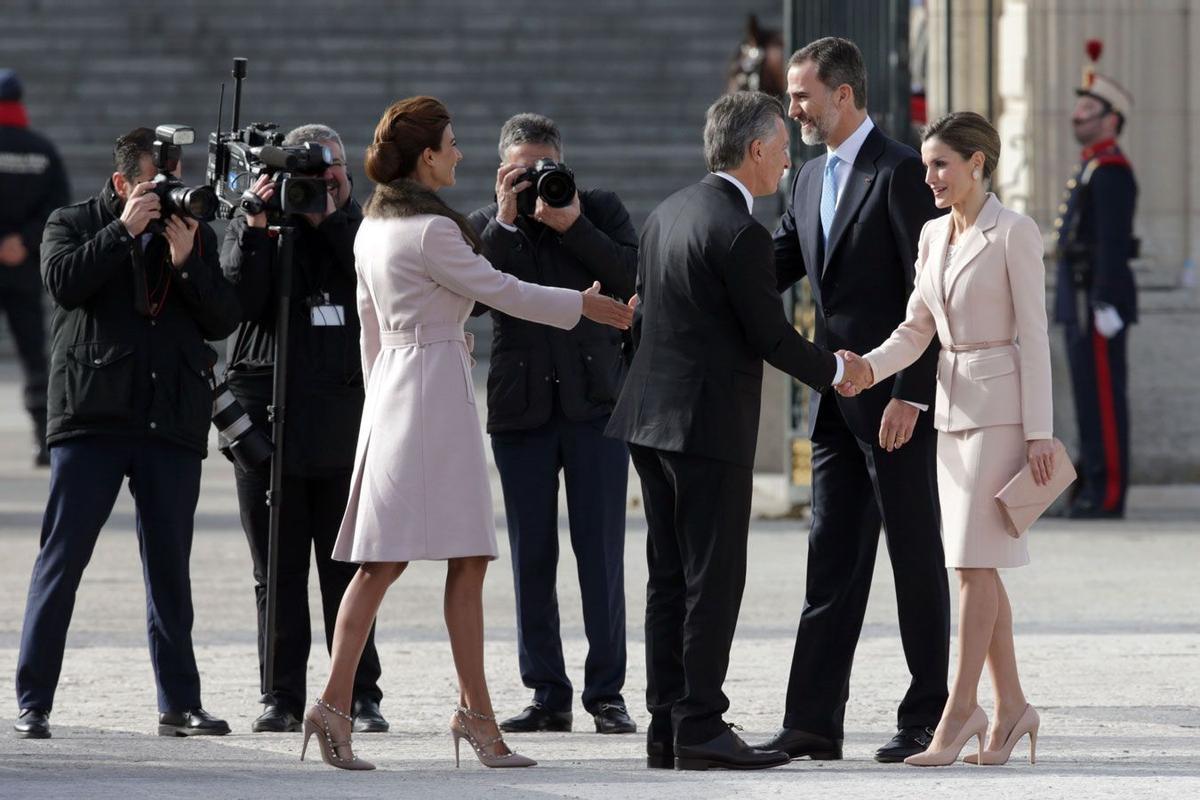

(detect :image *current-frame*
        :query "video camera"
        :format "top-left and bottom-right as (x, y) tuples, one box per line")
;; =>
(147, 124), (218, 233)
(205, 59), (332, 221)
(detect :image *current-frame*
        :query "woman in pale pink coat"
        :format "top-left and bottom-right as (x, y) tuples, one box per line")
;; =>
(301, 97), (633, 771)
(840, 113), (1055, 767)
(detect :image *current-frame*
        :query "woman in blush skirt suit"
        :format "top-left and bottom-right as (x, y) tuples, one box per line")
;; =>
(842, 112), (1054, 767)
(300, 97), (633, 771)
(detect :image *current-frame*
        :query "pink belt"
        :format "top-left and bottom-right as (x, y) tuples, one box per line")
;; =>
(945, 339), (1014, 353)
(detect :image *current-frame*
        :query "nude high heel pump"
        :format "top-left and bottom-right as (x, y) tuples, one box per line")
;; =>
(451, 705), (536, 768)
(964, 704), (1039, 765)
(301, 697), (376, 770)
(904, 706), (988, 767)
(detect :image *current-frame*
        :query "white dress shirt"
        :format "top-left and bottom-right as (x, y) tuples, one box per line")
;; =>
(712, 172), (844, 385)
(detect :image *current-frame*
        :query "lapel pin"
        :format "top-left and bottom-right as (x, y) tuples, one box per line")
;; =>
(865, 176), (873, 183)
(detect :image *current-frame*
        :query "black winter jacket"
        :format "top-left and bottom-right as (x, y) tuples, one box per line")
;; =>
(41, 180), (241, 455)
(467, 188), (637, 433)
(219, 201), (364, 476)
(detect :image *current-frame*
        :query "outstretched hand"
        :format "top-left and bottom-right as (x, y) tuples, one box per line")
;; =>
(835, 350), (874, 397)
(581, 281), (634, 330)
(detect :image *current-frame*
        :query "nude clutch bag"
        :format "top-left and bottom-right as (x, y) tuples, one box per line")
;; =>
(994, 439), (1076, 538)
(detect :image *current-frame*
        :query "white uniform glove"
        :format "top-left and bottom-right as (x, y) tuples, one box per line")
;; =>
(1093, 303), (1125, 339)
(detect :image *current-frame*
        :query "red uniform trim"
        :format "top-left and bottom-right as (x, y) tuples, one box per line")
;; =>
(1091, 330), (1123, 511)
(0, 100), (29, 128)
(1081, 137), (1118, 160)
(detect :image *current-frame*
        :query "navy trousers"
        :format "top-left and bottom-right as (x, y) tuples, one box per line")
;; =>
(491, 408), (629, 715)
(0, 283), (48, 418)
(1065, 325), (1130, 513)
(16, 436), (204, 713)
(233, 464), (383, 715)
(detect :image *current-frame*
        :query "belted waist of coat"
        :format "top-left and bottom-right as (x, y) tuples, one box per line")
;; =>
(381, 323), (474, 353)
(944, 339), (1016, 353)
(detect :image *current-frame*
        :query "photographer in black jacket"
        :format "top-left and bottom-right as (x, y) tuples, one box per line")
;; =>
(468, 114), (638, 735)
(219, 123), (386, 734)
(14, 127), (239, 740)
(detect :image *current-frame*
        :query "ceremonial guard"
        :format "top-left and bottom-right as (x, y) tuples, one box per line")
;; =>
(1054, 41), (1138, 519)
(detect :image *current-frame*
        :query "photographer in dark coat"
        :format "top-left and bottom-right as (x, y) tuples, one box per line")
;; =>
(219, 124), (386, 734)
(14, 127), (239, 740)
(0, 69), (70, 465)
(468, 114), (638, 735)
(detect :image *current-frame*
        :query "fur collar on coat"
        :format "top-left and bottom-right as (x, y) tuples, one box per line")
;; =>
(363, 179), (483, 253)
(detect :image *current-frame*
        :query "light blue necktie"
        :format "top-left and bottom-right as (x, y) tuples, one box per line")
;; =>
(820, 154), (840, 242)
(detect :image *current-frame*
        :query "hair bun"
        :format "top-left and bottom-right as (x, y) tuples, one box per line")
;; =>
(364, 141), (402, 185)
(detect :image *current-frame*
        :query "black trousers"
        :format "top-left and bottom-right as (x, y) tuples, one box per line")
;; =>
(17, 437), (204, 712)
(233, 463), (382, 715)
(629, 443), (752, 746)
(490, 409), (629, 714)
(783, 398), (949, 738)
(0, 282), (48, 419)
(1065, 325), (1130, 513)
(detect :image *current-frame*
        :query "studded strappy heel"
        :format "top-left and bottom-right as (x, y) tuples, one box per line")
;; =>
(301, 697), (375, 770)
(451, 705), (536, 768)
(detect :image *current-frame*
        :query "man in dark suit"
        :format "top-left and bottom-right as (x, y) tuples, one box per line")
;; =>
(468, 114), (639, 736)
(607, 90), (869, 771)
(755, 38), (950, 763)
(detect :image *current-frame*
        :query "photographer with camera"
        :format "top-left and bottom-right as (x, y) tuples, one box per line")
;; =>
(467, 113), (638, 735)
(13, 127), (239, 740)
(219, 123), (388, 734)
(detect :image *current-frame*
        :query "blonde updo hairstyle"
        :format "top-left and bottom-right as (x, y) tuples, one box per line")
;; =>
(922, 111), (1000, 180)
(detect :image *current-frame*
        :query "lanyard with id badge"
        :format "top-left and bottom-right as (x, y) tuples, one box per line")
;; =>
(309, 291), (345, 326)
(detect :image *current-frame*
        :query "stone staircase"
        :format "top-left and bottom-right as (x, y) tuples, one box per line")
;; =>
(4, 0), (783, 227)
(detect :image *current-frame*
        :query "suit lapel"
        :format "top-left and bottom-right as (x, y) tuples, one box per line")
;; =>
(822, 128), (883, 276)
(942, 193), (1001, 302)
(925, 216), (952, 311)
(799, 162), (824, 294)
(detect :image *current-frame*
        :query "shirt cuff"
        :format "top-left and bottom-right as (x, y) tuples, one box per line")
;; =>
(496, 219), (518, 233)
(832, 353), (844, 386)
(901, 400), (929, 412)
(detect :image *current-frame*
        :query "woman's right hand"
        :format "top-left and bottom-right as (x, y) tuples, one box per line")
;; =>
(581, 281), (633, 330)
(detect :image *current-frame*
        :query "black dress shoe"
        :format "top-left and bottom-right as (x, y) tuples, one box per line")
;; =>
(593, 702), (637, 734)
(14, 708), (50, 739)
(158, 707), (231, 737)
(674, 726), (791, 771)
(875, 726), (935, 763)
(753, 727), (842, 760)
(499, 703), (572, 733)
(251, 704), (301, 733)
(352, 697), (390, 733)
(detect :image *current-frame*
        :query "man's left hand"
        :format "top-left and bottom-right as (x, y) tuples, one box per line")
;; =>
(165, 216), (200, 268)
(0, 233), (28, 267)
(534, 191), (580, 233)
(878, 398), (920, 452)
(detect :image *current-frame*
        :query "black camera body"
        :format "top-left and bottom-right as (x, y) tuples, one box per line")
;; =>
(206, 121), (332, 221)
(147, 124), (218, 234)
(516, 159), (576, 217)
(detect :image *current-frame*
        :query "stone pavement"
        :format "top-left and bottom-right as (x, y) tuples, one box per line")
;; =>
(0, 359), (1196, 799)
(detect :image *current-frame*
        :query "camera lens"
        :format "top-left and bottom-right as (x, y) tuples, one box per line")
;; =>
(175, 186), (218, 221)
(538, 171), (574, 207)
